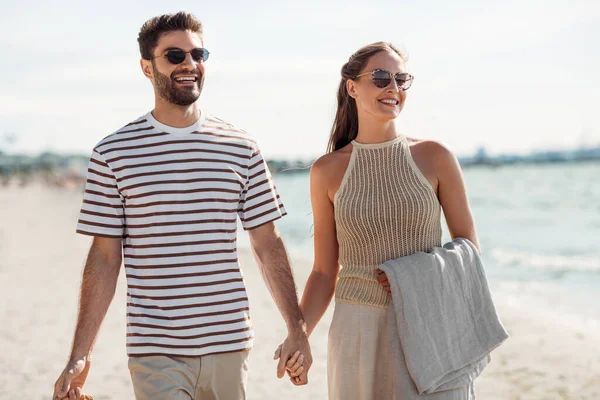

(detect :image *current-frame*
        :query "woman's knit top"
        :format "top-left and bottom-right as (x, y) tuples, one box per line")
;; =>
(334, 135), (442, 308)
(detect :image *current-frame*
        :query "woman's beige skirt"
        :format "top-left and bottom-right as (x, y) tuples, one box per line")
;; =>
(328, 302), (474, 400)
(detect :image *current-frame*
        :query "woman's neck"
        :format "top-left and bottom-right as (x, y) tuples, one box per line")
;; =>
(354, 114), (401, 144)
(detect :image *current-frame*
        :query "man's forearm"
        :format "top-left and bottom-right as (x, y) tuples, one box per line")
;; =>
(251, 236), (305, 332)
(69, 243), (121, 360)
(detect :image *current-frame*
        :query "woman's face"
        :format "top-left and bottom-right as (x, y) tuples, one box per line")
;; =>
(347, 50), (409, 121)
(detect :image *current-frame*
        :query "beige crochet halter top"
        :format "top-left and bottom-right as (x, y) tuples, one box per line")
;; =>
(334, 134), (443, 308)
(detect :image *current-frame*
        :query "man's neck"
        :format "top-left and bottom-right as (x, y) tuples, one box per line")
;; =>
(152, 100), (201, 128)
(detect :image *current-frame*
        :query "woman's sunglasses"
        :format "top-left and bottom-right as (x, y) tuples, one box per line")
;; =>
(354, 69), (414, 91)
(154, 48), (210, 65)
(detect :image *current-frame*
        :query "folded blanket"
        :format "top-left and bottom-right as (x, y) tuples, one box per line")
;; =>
(379, 238), (509, 395)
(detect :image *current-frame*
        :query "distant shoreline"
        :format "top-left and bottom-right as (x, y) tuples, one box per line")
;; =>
(1, 148), (599, 177)
(268, 157), (600, 174)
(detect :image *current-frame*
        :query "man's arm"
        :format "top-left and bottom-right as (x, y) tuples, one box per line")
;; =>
(53, 236), (122, 399)
(247, 222), (312, 385)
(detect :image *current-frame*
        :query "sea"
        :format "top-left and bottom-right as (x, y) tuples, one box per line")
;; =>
(239, 161), (600, 327)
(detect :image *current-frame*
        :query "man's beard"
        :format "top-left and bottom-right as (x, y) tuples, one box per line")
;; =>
(152, 62), (204, 106)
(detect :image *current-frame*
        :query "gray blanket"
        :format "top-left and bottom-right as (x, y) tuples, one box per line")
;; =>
(379, 238), (509, 396)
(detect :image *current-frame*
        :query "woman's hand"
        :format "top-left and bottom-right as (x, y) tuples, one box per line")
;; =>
(374, 268), (391, 293)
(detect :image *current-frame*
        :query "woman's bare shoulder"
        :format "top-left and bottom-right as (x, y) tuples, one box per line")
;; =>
(406, 136), (456, 163)
(310, 144), (353, 197)
(312, 145), (352, 175)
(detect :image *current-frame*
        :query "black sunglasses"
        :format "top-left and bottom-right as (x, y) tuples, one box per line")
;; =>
(354, 69), (414, 90)
(153, 48), (210, 65)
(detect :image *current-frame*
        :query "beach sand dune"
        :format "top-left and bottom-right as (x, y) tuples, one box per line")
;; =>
(1, 184), (599, 399)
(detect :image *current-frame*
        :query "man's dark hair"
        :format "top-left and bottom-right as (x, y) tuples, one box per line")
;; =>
(138, 12), (203, 60)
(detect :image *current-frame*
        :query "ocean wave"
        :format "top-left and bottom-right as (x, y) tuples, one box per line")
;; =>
(489, 248), (600, 273)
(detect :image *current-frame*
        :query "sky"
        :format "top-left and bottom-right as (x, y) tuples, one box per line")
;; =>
(1, 0), (599, 159)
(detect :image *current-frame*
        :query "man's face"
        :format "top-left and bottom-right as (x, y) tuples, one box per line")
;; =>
(146, 30), (206, 106)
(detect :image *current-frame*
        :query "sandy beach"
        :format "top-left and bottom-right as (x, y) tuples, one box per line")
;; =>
(1, 183), (599, 399)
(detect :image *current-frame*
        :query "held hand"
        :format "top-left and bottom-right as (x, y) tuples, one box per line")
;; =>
(375, 269), (391, 293)
(273, 346), (306, 383)
(53, 357), (91, 400)
(273, 330), (312, 386)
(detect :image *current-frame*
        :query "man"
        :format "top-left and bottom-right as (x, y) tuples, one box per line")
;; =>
(53, 11), (311, 400)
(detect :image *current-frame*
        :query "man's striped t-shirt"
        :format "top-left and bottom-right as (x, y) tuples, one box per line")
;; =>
(76, 111), (286, 357)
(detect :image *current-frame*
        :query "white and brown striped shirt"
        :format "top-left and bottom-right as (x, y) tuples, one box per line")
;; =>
(76, 111), (286, 357)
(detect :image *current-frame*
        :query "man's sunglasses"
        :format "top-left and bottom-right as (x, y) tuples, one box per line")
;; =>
(153, 48), (210, 65)
(354, 69), (414, 91)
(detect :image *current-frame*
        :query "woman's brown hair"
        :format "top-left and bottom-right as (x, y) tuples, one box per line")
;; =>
(327, 42), (407, 153)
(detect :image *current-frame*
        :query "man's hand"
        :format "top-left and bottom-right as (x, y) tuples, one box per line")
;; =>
(273, 329), (312, 385)
(53, 357), (91, 399)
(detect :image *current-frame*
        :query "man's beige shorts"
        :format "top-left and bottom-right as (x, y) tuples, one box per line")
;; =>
(128, 350), (250, 400)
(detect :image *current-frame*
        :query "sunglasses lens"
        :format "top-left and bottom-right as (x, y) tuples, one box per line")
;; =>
(191, 48), (210, 62)
(372, 70), (392, 88)
(165, 49), (186, 64)
(395, 73), (412, 90)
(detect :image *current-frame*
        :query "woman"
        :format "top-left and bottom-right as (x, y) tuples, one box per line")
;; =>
(280, 42), (480, 398)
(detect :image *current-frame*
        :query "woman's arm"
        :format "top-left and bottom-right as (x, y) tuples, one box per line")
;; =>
(273, 155), (342, 381)
(299, 157), (341, 337)
(435, 143), (481, 252)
